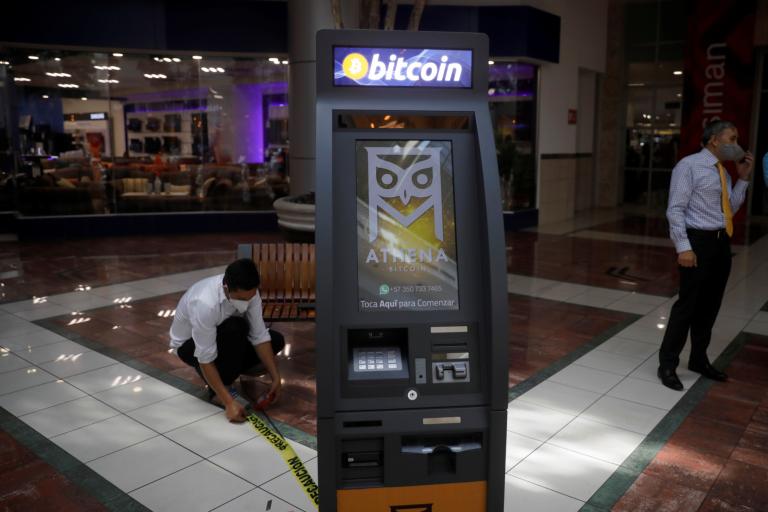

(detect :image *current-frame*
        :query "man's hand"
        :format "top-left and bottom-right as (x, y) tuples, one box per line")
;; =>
(737, 151), (754, 181)
(678, 250), (697, 268)
(269, 378), (282, 402)
(225, 399), (247, 423)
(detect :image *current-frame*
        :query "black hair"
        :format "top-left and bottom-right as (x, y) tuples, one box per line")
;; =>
(223, 258), (260, 291)
(701, 120), (736, 147)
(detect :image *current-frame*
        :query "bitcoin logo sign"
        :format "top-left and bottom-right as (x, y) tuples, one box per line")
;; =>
(342, 53), (369, 80)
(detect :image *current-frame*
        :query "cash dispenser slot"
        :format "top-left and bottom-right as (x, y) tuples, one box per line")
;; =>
(401, 434), (485, 478)
(431, 340), (471, 384)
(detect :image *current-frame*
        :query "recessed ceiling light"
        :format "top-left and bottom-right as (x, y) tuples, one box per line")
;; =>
(112, 52), (123, 57)
(81, 97), (87, 101)
(54, 57), (61, 62)
(163, 57), (172, 63)
(172, 57), (181, 62)
(57, 83), (79, 88)
(154, 57), (162, 62)
(14, 77), (31, 82)
(45, 72), (71, 77)
(281, 60), (288, 65)
(143, 73), (167, 79)
(28, 55), (39, 60)
(192, 55), (203, 60)
(97, 78), (119, 84)
(268, 57), (280, 64)
(0, 61), (9, 65)
(488, 60), (495, 65)
(214, 94), (224, 99)
(673, 70), (683, 75)
(42, 94), (49, 99)
(94, 65), (120, 71)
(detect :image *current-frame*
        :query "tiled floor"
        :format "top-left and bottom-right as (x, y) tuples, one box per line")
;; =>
(1, 212), (767, 511)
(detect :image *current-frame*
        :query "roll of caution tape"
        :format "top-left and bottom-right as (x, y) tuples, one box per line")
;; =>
(246, 413), (320, 509)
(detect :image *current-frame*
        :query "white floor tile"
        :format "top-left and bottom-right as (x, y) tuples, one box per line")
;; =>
(127, 278), (185, 294)
(15, 304), (74, 320)
(11, 340), (92, 365)
(506, 431), (543, 471)
(0, 366), (56, 396)
(21, 396), (119, 437)
(130, 460), (254, 512)
(548, 365), (624, 394)
(39, 350), (116, 378)
(0, 329), (68, 350)
(507, 400), (575, 441)
(597, 337), (658, 359)
(0, 380), (86, 416)
(518, 381), (601, 416)
(213, 487), (298, 512)
(603, 300), (655, 315)
(89, 283), (145, 299)
(210, 436), (316, 487)
(548, 417), (644, 465)
(0, 352), (30, 374)
(509, 443), (617, 502)
(66, 363), (148, 394)
(88, 435), (201, 493)
(0, 299), (49, 314)
(608, 377), (687, 410)
(574, 349), (645, 376)
(504, 475), (584, 512)
(581, 396), (667, 435)
(535, 283), (588, 302)
(92, 376), (182, 412)
(166, 412), (259, 458)
(261, 458), (319, 512)
(52, 414), (157, 462)
(126, 393), (220, 433)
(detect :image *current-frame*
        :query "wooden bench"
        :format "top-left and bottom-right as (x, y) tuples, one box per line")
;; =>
(237, 242), (316, 321)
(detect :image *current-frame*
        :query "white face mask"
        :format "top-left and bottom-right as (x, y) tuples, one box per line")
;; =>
(229, 298), (250, 313)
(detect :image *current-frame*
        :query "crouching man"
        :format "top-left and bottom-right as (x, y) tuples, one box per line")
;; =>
(169, 258), (284, 422)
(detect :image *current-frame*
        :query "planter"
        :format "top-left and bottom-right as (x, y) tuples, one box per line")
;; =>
(273, 194), (315, 243)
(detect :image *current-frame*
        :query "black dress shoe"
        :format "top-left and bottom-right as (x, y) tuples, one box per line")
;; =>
(688, 362), (728, 381)
(657, 367), (684, 391)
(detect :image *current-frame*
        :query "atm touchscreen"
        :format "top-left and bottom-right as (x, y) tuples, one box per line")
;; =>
(356, 140), (459, 313)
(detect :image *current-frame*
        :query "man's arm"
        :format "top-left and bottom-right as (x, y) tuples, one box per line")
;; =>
(667, 160), (694, 253)
(199, 362), (246, 422)
(255, 342), (282, 399)
(190, 303), (246, 422)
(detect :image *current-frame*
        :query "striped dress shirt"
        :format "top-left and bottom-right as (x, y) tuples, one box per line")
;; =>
(667, 148), (749, 253)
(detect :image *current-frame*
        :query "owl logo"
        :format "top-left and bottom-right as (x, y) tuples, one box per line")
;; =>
(366, 146), (443, 242)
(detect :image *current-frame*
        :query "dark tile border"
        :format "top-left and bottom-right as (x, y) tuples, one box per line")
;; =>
(508, 312), (641, 402)
(0, 407), (150, 511)
(579, 332), (751, 512)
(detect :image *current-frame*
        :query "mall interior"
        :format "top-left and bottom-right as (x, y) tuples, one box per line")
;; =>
(1, 0), (768, 510)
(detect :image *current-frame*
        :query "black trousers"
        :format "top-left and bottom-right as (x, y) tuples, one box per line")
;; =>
(177, 316), (285, 386)
(659, 229), (731, 370)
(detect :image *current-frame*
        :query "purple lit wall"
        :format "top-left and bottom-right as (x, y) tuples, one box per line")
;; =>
(231, 82), (287, 163)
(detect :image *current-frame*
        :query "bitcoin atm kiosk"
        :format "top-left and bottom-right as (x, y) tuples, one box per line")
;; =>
(315, 29), (508, 511)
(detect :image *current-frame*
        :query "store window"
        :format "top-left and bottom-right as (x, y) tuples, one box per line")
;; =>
(489, 62), (537, 211)
(622, 0), (685, 209)
(0, 48), (289, 216)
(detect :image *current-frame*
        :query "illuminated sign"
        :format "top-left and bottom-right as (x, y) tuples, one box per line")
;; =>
(357, 140), (459, 312)
(334, 47), (472, 88)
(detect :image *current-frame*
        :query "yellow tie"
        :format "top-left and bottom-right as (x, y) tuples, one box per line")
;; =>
(717, 162), (733, 237)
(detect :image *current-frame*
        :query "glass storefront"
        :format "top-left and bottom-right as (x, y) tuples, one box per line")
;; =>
(0, 48), (289, 216)
(622, 0), (685, 209)
(489, 62), (538, 211)
(0, 47), (538, 217)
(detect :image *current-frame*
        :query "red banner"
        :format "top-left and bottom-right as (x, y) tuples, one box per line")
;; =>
(680, 0), (756, 221)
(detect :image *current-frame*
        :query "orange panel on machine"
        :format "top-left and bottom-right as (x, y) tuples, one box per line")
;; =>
(337, 481), (486, 511)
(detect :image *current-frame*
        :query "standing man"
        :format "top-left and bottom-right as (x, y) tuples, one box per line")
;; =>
(170, 259), (284, 422)
(659, 120), (754, 391)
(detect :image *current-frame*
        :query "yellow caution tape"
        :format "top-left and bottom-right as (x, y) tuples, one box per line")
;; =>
(246, 413), (320, 509)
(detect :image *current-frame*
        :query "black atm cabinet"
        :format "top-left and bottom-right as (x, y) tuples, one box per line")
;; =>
(315, 30), (508, 512)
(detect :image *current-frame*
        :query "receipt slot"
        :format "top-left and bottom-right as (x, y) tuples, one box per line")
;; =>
(315, 30), (508, 511)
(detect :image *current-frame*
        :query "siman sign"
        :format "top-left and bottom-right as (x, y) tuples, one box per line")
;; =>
(334, 47), (473, 88)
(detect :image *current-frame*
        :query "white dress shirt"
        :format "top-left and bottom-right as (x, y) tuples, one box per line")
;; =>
(667, 148), (749, 253)
(169, 274), (271, 364)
